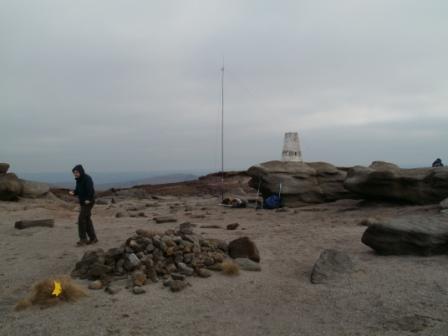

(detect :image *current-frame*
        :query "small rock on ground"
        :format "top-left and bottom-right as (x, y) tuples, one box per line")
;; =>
(235, 258), (261, 271)
(133, 286), (146, 295)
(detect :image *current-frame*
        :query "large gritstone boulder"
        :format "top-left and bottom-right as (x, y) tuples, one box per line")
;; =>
(361, 215), (448, 256)
(20, 179), (50, 198)
(344, 161), (448, 204)
(0, 163), (9, 174)
(247, 160), (354, 207)
(0, 173), (23, 201)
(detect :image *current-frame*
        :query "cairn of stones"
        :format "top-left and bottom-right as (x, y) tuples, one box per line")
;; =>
(72, 222), (259, 293)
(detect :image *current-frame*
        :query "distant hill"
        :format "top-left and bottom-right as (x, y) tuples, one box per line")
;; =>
(49, 173), (198, 190)
(95, 174), (198, 190)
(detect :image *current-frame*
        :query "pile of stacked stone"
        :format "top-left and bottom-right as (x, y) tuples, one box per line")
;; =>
(72, 222), (260, 294)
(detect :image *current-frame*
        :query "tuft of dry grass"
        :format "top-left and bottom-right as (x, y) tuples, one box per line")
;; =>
(221, 259), (240, 276)
(15, 275), (87, 311)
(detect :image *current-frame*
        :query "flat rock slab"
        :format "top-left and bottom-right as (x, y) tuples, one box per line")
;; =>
(310, 249), (353, 284)
(235, 258), (261, 271)
(15, 219), (55, 230)
(154, 216), (177, 224)
(361, 215), (448, 256)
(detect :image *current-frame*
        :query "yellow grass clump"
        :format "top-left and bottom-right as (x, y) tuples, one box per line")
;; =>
(15, 275), (87, 311)
(221, 259), (240, 276)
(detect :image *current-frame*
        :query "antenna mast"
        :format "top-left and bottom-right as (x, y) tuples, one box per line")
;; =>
(220, 63), (225, 202)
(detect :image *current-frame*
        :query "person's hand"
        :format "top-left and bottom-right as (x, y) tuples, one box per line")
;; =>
(84, 200), (91, 205)
(69, 191), (74, 196)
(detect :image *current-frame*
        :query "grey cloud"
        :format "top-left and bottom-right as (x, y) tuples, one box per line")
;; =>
(1, 0), (447, 173)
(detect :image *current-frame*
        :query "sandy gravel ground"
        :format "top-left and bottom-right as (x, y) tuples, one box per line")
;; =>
(1, 195), (447, 336)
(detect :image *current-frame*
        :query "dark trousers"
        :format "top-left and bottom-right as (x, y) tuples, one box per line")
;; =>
(78, 203), (97, 241)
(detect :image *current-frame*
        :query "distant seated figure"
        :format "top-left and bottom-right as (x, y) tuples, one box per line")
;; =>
(432, 158), (444, 167)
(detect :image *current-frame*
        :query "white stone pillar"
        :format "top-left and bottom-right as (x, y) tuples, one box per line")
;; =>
(282, 132), (302, 162)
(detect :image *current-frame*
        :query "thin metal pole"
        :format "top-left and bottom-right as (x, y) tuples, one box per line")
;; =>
(221, 64), (224, 202)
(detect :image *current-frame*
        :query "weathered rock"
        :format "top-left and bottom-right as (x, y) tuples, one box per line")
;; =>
(106, 247), (125, 260)
(0, 163), (9, 174)
(361, 216), (448, 256)
(133, 286), (146, 295)
(226, 223), (239, 230)
(177, 262), (194, 276)
(124, 253), (141, 271)
(179, 222), (195, 235)
(88, 280), (103, 290)
(345, 161), (448, 204)
(105, 285), (121, 295)
(132, 270), (147, 286)
(154, 216), (177, 224)
(146, 268), (158, 283)
(171, 273), (186, 281)
(15, 219), (54, 230)
(440, 197), (448, 209)
(228, 237), (260, 262)
(20, 179), (50, 198)
(0, 173), (22, 201)
(235, 258), (261, 272)
(216, 240), (228, 253)
(128, 239), (144, 253)
(196, 268), (212, 278)
(165, 263), (177, 274)
(170, 280), (188, 292)
(203, 257), (215, 267)
(88, 263), (113, 280)
(247, 160), (354, 207)
(200, 225), (222, 229)
(207, 263), (223, 271)
(310, 249), (353, 284)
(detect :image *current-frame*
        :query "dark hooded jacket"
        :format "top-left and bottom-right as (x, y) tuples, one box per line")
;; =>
(432, 158), (444, 168)
(72, 165), (95, 205)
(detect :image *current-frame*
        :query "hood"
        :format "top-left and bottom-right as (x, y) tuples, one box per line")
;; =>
(72, 164), (85, 177)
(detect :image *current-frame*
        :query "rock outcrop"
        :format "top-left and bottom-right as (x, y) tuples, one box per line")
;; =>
(0, 163), (9, 174)
(247, 161), (354, 207)
(361, 215), (448, 256)
(0, 173), (23, 201)
(0, 163), (49, 201)
(344, 161), (448, 204)
(20, 179), (50, 198)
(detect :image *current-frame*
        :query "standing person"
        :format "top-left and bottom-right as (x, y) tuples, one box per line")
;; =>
(69, 164), (98, 246)
(432, 158), (444, 167)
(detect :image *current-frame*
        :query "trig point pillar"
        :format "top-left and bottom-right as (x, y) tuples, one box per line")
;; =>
(282, 132), (302, 162)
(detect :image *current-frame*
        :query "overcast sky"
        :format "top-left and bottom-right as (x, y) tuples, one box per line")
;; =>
(1, 0), (447, 173)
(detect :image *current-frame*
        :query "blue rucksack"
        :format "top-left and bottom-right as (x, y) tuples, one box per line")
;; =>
(264, 195), (281, 209)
